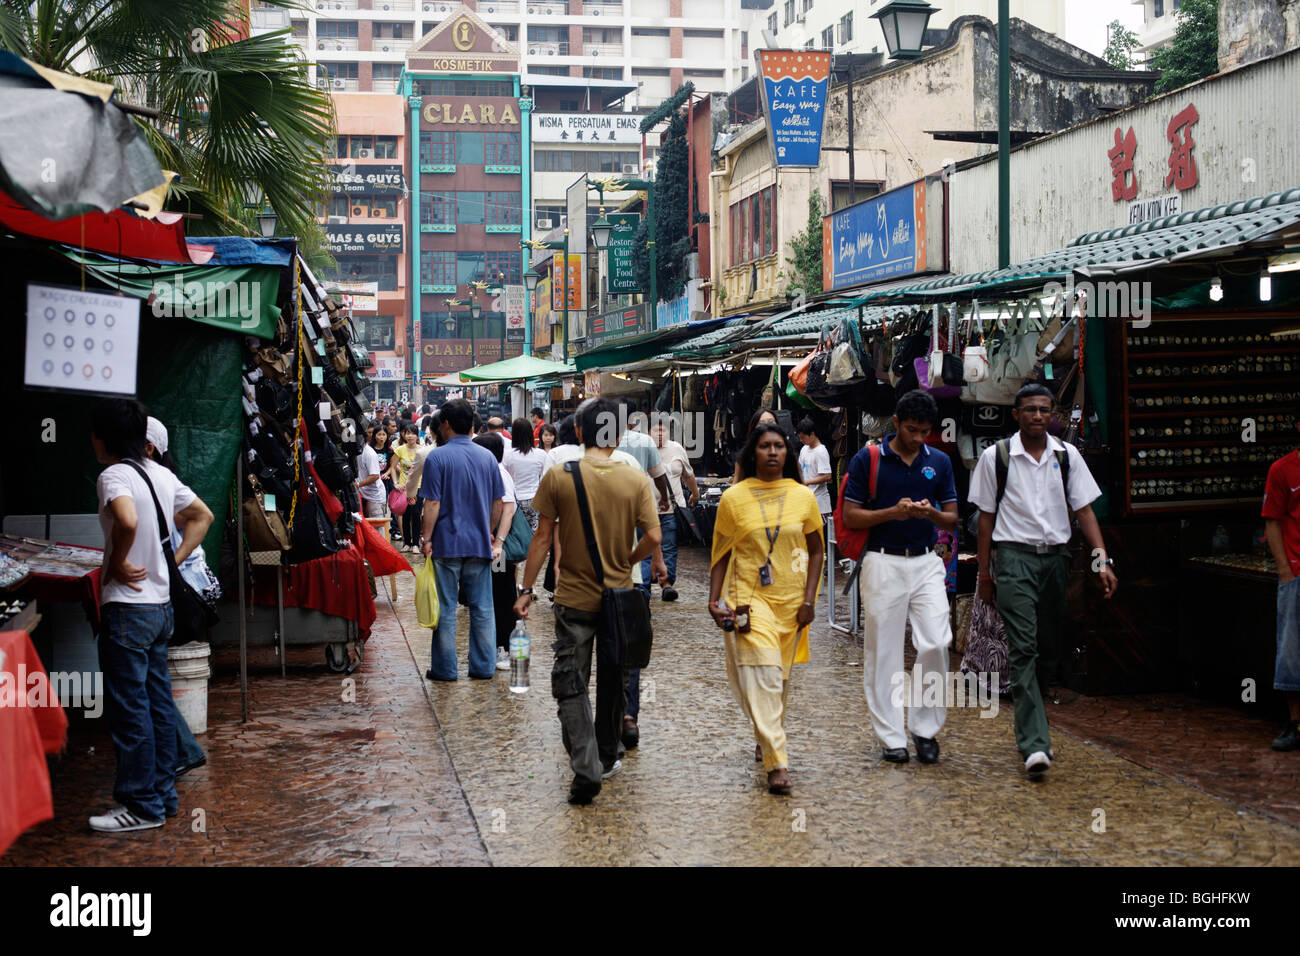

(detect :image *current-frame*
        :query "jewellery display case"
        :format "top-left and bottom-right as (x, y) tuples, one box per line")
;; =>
(1120, 313), (1300, 514)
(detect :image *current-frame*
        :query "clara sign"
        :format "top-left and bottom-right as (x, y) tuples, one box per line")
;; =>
(821, 177), (946, 291)
(755, 50), (830, 168)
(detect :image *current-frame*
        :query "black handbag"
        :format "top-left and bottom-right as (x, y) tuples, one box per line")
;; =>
(285, 475), (342, 565)
(675, 504), (703, 545)
(565, 461), (653, 670)
(121, 461), (218, 645)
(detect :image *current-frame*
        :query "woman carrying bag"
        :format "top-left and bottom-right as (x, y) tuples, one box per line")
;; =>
(708, 423), (824, 796)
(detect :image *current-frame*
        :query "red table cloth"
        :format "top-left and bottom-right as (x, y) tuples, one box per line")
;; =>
(0, 631), (67, 857)
(250, 545), (378, 641)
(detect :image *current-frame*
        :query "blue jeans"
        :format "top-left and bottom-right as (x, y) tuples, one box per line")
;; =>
(99, 603), (178, 820)
(431, 557), (496, 680)
(628, 512), (677, 719)
(175, 701), (205, 770)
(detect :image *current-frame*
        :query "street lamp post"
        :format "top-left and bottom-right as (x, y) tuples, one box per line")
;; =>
(444, 297), (474, 366)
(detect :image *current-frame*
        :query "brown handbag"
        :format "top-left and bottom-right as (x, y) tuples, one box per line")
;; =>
(254, 347), (293, 385)
(243, 474), (291, 551)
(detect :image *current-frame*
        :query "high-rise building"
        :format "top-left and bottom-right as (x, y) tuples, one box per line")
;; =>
(1130, 0), (1183, 66)
(748, 0), (1067, 56)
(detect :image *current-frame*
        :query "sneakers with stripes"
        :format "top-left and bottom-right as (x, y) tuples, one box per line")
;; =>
(89, 806), (164, 833)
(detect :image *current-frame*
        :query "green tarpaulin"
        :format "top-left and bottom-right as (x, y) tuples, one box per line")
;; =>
(456, 355), (575, 382)
(62, 249), (282, 340)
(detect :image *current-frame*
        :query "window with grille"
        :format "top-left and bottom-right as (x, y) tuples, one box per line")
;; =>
(783, 0), (794, 27)
(839, 12), (853, 43)
(485, 192), (521, 226)
(730, 185), (775, 266)
(318, 21), (358, 38)
(484, 131), (521, 166)
(372, 134), (399, 158)
(485, 251), (522, 285)
(456, 132), (484, 166)
(421, 192), (456, 225)
(420, 131), (454, 165)
(822, 26), (834, 49)
(421, 250), (455, 285)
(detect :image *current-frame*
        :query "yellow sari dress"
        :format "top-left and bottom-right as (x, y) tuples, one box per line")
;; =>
(711, 478), (823, 770)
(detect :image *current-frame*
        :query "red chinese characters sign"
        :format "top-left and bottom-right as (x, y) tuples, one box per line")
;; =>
(1106, 102), (1199, 202)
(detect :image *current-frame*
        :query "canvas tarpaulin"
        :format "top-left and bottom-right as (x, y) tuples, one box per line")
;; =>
(61, 250), (282, 340)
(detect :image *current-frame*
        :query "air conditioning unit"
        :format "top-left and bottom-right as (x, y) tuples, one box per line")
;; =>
(423, 3), (432, 10)
(381, 2), (390, 8)
(622, 163), (638, 175)
(485, 4), (495, 12)
(528, 45), (540, 54)
(316, 78), (330, 88)
(547, 47), (556, 55)
(535, 217), (553, 230)
(328, 215), (348, 224)
(316, 1), (326, 8)
(592, 7), (600, 14)
(351, 205), (367, 216)
(357, 148), (373, 158)
(591, 49), (599, 56)
(334, 77), (346, 88)
(336, 42), (344, 50)
(372, 208), (388, 218)
(318, 41), (327, 49)
(381, 44), (390, 52)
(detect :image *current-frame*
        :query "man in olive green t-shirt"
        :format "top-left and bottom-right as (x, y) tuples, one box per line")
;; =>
(515, 397), (667, 805)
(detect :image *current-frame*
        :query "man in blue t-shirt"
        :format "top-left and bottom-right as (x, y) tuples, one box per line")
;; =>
(419, 398), (505, 681)
(842, 390), (959, 766)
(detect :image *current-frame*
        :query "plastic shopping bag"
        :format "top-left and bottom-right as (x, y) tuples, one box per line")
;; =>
(415, 556), (440, 629)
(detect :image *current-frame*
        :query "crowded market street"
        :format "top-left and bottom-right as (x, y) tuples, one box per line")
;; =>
(7, 548), (1297, 868)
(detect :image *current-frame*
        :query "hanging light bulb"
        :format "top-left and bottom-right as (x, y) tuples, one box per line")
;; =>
(1260, 272), (1272, 302)
(1209, 275), (1223, 302)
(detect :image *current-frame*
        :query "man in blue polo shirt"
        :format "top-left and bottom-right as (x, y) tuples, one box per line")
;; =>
(419, 398), (505, 681)
(842, 390), (959, 765)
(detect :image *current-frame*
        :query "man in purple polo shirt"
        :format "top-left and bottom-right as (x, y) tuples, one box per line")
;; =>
(419, 398), (505, 681)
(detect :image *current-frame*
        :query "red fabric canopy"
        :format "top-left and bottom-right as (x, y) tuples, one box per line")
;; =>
(0, 189), (210, 264)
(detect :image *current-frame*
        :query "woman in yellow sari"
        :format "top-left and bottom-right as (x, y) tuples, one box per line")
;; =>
(709, 423), (824, 795)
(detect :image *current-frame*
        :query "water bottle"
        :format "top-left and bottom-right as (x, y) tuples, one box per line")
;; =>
(508, 622), (530, 693)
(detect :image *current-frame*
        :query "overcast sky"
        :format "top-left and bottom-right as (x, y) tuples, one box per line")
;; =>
(1064, 0), (1148, 57)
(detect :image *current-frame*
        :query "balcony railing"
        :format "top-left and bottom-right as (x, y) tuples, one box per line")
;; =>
(318, 77), (361, 92)
(311, 0), (358, 10)
(372, 38), (413, 54)
(582, 0), (623, 14)
(371, 0), (416, 10)
(525, 41), (569, 56)
(583, 43), (622, 57)
(372, 78), (402, 93)
(478, 0), (520, 15)
(316, 37), (360, 52)
(251, 9), (291, 28)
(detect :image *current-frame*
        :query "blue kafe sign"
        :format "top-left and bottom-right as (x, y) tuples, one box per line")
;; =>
(822, 177), (946, 292)
(755, 50), (831, 167)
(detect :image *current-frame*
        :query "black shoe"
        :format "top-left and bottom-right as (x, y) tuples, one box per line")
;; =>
(1272, 721), (1300, 751)
(567, 779), (602, 805)
(662, 586), (678, 602)
(914, 735), (939, 764)
(882, 747), (910, 763)
(621, 716), (640, 750)
(174, 755), (206, 777)
(426, 669), (456, 682)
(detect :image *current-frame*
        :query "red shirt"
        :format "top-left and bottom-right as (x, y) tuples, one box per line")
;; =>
(533, 419), (543, 446)
(1261, 449), (1300, 576)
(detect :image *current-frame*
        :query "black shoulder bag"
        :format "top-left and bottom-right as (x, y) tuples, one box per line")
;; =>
(121, 460), (218, 645)
(564, 460), (654, 669)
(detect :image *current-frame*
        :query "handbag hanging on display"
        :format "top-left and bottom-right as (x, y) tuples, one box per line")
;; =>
(243, 474), (291, 551)
(120, 460), (218, 644)
(565, 461), (653, 669)
(286, 474), (341, 564)
(962, 300), (989, 384)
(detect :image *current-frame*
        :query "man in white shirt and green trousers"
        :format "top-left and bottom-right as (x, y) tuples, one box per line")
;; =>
(968, 383), (1118, 777)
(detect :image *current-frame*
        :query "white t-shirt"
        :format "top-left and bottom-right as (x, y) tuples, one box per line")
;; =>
(357, 444), (386, 503)
(97, 458), (197, 606)
(498, 463), (516, 503)
(799, 443), (833, 514)
(657, 439), (691, 509)
(967, 433), (1101, 546)
(545, 444), (642, 474)
(503, 445), (548, 500)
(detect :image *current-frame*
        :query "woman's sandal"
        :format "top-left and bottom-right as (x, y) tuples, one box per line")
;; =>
(754, 744), (763, 763)
(767, 770), (792, 796)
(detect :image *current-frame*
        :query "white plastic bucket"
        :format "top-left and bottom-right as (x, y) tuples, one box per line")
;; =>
(168, 642), (211, 735)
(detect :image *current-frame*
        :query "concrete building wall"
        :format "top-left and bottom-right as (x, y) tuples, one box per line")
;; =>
(1218, 0), (1300, 72)
(947, 48), (1300, 275)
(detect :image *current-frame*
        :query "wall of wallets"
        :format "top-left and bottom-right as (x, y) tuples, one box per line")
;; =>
(1121, 313), (1300, 513)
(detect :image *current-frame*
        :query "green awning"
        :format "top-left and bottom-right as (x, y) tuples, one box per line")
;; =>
(457, 354), (575, 382)
(61, 249), (283, 340)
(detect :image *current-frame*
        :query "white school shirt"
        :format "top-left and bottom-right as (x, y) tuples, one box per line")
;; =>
(799, 443), (833, 515)
(97, 458), (197, 605)
(967, 433), (1101, 546)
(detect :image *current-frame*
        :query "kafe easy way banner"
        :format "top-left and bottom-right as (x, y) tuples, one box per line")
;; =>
(755, 50), (830, 168)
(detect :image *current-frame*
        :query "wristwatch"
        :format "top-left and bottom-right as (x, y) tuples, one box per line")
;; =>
(519, 587), (534, 597)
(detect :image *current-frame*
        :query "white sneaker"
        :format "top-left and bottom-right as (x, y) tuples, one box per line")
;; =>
(1024, 751), (1051, 775)
(495, 647), (510, 671)
(601, 759), (622, 779)
(89, 806), (164, 833)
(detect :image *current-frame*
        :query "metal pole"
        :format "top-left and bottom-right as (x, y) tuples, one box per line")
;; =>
(647, 181), (657, 310)
(277, 564), (285, 679)
(562, 229), (569, 363)
(470, 303), (476, 366)
(236, 455), (248, 723)
(998, 0), (1010, 269)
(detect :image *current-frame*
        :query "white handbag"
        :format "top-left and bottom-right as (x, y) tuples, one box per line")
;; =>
(962, 300), (989, 383)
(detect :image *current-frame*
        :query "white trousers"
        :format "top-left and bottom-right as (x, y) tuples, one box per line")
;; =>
(859, 550), (951, 748)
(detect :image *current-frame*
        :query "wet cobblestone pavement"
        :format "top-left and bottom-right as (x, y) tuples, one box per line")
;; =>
(411, 549), (1300, 866)
(7, 547), (1299, 866)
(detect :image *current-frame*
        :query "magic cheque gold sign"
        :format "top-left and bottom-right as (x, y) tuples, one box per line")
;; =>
(452, 18), (475, 51)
